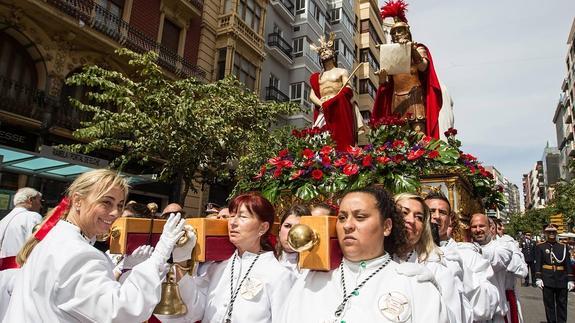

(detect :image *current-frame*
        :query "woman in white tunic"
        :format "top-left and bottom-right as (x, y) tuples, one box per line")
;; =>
(275, 204), (310, 275)
(3, 169), (185, 323)
(393, 193), (468, 323)
(158, 192), (296, 323)
(279, 187), (447, 323)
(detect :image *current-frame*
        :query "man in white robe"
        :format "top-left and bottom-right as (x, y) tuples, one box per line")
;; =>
(425, 194), (499, 322)
(495, 220), (528, 323)
(0, 188), (42, 262)
(470, 213), (513, 323)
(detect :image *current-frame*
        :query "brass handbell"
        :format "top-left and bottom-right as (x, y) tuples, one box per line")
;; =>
(153, 265), (188, 316)
(287, 224), (319, 252)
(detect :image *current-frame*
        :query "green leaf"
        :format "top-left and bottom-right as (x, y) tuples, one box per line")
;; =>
(295, 183), (319, 201)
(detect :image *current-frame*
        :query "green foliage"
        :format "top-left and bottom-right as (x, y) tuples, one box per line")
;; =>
(549, 179), (575, 225)
(62, 48), (300, 203)
(507, 207), (555, 237)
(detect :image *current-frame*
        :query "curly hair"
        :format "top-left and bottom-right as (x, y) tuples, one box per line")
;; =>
(340, 186), (407, 256)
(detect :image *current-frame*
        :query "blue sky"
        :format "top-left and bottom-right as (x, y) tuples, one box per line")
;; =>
(377, 0), (575, 190)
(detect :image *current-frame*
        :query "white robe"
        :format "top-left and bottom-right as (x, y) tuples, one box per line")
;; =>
(479, 238), (513, 322)
(395, 249), (467, 323)
(158, 250), (296, 323)
(3, 220), (164, 322)
(0, 207), (42, 257)
(497, 235), (528, 323)
(279, 254), (448, 323)
(0, 268), (18, 321)
(440, 239), (500, 322)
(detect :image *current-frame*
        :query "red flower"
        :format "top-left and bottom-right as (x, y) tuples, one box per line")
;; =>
(311, 169), (324, 181)
(421, 136), (432, 146)
(320, 145), (333, 156)
(444, 127), (458, 137)
(427, 150), (439, 159)
(279, 160), (294, 168)
(343, 164), (359, 176)
(469, 166), (476, 173)
(407, 149), (425, 161)
(303, 159), (315, 167)
(377, 156), (391, 164)
(392, 140), (405, 149)
(362, 154), (373, 167)
(302, 148), (315, 159)
(346, 146), (363, 158)
(321, 155), (331, 167)
(268, 156), (282, 166)
(333, 156), (348, 167)
(392, 155), (404, 163)
(253, 165), (266, 180)
(290, 169), (304, 180)
(278, 149), (289, 158)
(273, 167), (283, 178)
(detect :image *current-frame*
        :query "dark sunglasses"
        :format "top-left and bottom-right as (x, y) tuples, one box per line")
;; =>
(161, 211), (186, 218)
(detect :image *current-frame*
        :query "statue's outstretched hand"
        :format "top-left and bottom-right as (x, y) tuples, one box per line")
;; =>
(375, 68), (388, 84)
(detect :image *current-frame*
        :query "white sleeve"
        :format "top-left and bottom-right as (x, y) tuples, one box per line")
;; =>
(506, 242), (528, 278)
(23, 212), (42, 238)
(458, 248), (499, 321)
(483, 242), (512, 272)
(410, 278), (449, 323)
(268, 269), (296, 320)
(55, 252), (164, 323)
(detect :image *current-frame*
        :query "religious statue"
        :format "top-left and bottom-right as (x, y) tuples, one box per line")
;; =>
(371, 0), (443, 139)
(309, 33), (357, 151)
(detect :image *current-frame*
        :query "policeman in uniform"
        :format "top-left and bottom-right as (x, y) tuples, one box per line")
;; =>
(520, 232), (536, 286)
(534, 224), (574, 323)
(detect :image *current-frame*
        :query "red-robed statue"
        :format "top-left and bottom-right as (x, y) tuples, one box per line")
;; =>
(309, 33), (356, 151)
(372, 0), (442, 139)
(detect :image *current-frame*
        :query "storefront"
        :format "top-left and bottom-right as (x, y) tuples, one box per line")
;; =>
(0, 143), (167, 218)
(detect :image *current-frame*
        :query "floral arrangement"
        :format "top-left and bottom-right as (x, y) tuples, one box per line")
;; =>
(234, 119), (505, 210)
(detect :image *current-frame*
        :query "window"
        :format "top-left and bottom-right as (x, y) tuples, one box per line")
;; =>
(360, 48), (380, 72)
(360, 19), (382, 45)
(238, 0), (262, 31)
(329, 8), (341, 23)
(273, 23), (282, 37)
(293, 37), (304, 57)
(269, 74), (279, 88)
(161, 19), (181, 53)
(216, 48), (227, 80)
(290, 82), (311, 106)
(290, 83), (302, 100)
(309, 1), (326, 30)
(341, 11), (354, 35)
(336, 39), (353, 66)
(295, 0), (305, 15)
(233, 52), (257, 90)
(359, 79), (376, 99)
(94, 0), (124, 37)
(223, 0), (233, 13)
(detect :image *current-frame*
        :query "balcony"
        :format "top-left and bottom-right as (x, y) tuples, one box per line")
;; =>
(270, 0), (294, 22)
(0, 75), (45, 121)
(267, 33), (293, 65)
(46, 0), (206, 80)
(265, 86), (290, 102)
(218, 13), (264, 56)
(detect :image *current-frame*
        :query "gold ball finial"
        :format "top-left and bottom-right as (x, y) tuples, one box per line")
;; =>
(287, 224), (319, 252)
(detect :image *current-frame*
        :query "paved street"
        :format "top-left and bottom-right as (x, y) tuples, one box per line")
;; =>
(517, 282), (575, 322)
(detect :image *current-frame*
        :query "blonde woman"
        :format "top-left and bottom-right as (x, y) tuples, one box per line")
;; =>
(393, 193), (469, 323)
(4, 169), (185, 322)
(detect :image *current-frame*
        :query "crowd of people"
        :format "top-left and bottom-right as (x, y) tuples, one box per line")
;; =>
(0, 169), (574, 322)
